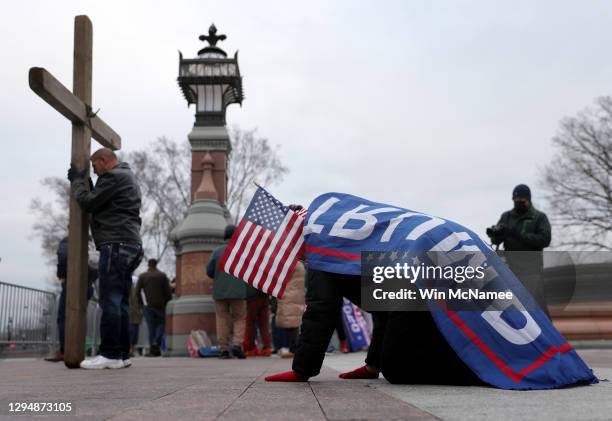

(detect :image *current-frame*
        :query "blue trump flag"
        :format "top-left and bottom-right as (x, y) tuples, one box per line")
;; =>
(303, 192), (597, 390)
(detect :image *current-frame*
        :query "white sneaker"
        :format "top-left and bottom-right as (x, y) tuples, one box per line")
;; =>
(80, 355), (125, 369)
(123, 359), (132, 368)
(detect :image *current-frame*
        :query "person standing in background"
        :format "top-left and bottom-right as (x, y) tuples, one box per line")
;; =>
(487, 184), (551, 316)
(206, 225), (247, 359)
(135, 259), (172, 357)
(275, 262), (306, 358)
(45, 236), (96, 363)
(128, 275), (143, 357)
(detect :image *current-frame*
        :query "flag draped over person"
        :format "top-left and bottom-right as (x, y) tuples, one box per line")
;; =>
(220, 187), (305, 298)
(301, 192), (597, 390)
(223, 189), (596, 389)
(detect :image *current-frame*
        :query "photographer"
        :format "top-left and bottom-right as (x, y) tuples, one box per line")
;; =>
(487, 184), (551, 316)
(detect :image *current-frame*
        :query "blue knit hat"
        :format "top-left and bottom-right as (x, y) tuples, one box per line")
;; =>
(512, 184), (531, 200)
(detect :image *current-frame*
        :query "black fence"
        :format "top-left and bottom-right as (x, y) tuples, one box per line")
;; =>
(0, 280), (153, 359)
(0, 281), (56, 357)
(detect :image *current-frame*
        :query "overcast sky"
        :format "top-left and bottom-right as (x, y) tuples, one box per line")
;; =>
(1, 0), (611, 290)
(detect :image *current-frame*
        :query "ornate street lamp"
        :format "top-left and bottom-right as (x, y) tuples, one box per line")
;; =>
(167, 25), (245, 356)
(178, 24), (243, 127)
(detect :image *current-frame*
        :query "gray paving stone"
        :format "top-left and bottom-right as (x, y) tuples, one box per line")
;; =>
(2, 350), (610, 420)
(323, 350), (612, 421)
(310, 370), (437, 420)
(219, 381), (325, 421)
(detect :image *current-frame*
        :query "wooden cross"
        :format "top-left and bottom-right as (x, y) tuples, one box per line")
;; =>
(28, 15), (121, 368)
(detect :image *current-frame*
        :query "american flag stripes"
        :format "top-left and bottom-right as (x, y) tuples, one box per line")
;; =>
(219, 187), (305, 298)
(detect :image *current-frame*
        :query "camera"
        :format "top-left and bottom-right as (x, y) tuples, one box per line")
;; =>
(486, 224), (506, 239)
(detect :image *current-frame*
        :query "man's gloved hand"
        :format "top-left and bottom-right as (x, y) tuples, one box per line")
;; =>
(67, 165), (87, 182)
(288, 204), (303, 212)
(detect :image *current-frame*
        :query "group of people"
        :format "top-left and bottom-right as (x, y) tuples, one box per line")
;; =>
(47, 253), (173, 363)
(50, 148), (312, 368)
(53, 148), (555, 386)
(206, 226), (307, 359)
(206, 226), (359, 360)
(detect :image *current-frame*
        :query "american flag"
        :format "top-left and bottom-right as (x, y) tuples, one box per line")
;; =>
(219, 187), (306, 298)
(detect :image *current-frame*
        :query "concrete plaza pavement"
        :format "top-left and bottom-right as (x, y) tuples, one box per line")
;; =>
(0, 349), (610, 420)
(324, 350), (612, 421)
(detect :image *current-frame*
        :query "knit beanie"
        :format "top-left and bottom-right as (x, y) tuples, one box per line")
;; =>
(512, 184), (531, 200)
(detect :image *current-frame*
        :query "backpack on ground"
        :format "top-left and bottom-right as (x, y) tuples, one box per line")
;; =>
(187, 330), (212, 358)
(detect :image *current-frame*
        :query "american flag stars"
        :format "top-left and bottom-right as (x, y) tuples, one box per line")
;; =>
(220, 187), (306, 298)
(246, 189), (287, 231)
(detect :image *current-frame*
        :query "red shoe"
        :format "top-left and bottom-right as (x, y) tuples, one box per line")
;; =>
(339, 365), (379, 379)
(265, 370), (308, 382)
(260, 347), (272, 357)
(245, 348), (260, 357)
(340, 340), (349, 353)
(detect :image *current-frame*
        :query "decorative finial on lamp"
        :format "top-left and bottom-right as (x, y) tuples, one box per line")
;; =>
(199, 24), (227, 47)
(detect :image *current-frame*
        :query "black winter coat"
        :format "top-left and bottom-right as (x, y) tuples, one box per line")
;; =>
(72, 162), (142, 248)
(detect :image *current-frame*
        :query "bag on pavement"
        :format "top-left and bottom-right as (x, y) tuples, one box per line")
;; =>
(187, 330), (213, 358)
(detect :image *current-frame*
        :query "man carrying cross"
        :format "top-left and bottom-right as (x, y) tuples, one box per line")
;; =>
(29, 15), (134, 368)
(68, 148), (143, 369)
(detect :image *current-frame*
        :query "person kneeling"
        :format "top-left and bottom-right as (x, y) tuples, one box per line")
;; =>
(265, 269), (483, 386)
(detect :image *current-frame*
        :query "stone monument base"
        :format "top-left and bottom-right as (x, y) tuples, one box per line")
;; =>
(164, 295), (217, 357)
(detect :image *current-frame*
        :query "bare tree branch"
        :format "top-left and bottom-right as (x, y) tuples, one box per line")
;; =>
(29, 177), (70, 266)
(226, 126), (289, 222)
(127, 136), (191, 272)
(542, 96), (612, 250)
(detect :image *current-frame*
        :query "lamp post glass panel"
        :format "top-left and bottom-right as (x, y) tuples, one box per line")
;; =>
(178, 24), (244, 127)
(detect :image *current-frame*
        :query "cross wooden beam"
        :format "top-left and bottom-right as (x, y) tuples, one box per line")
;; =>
(29, 68), (121, 149)
(28, 15), (121, 368)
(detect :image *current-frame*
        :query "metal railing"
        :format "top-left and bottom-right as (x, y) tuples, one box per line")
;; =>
(0, 281), (57, 356)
